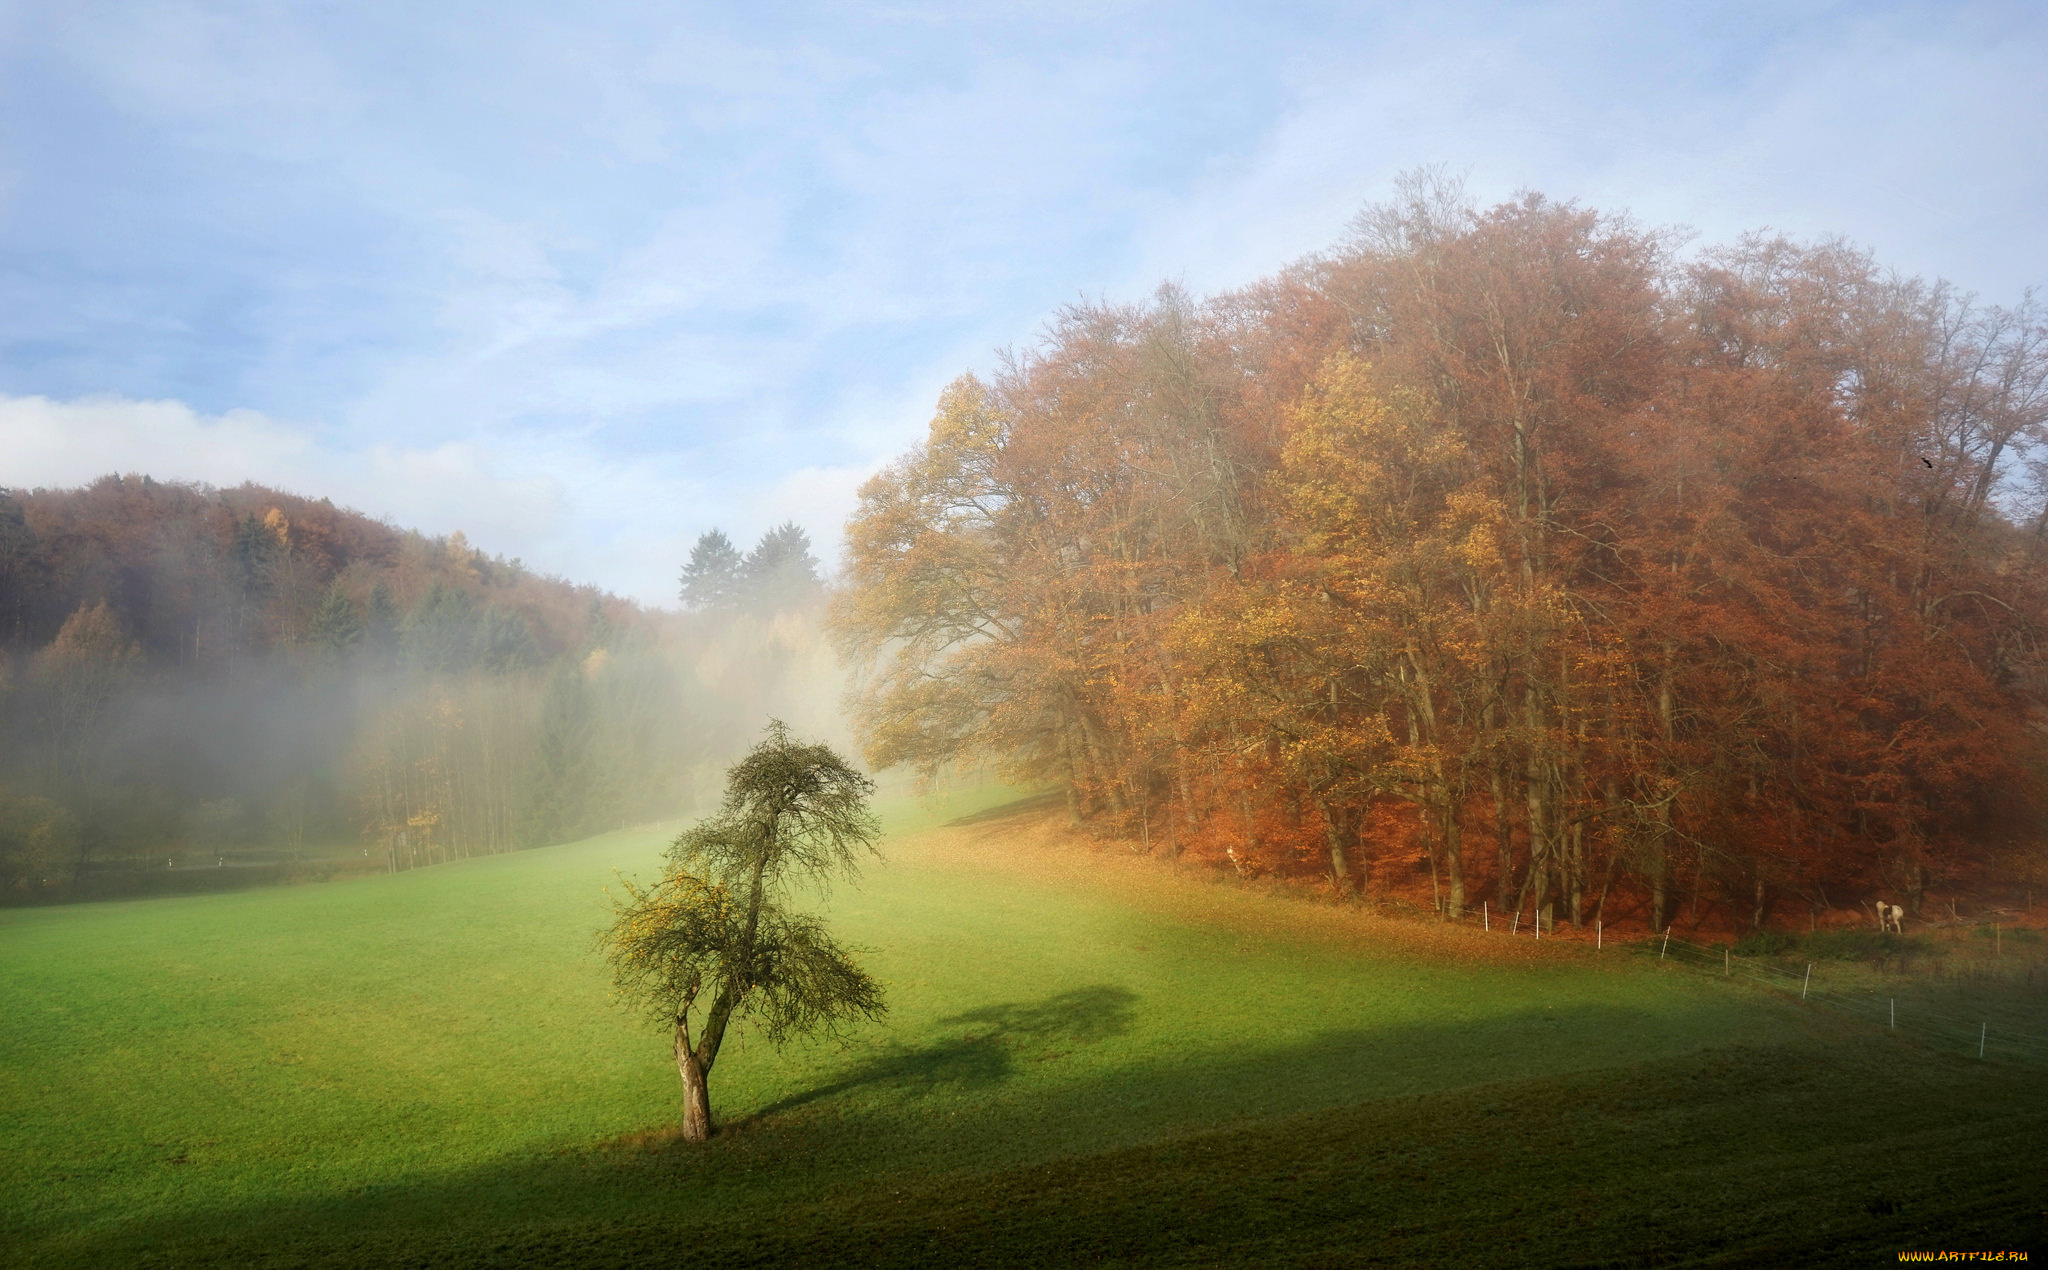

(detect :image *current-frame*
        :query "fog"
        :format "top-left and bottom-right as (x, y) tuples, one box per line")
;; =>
(0, 478), (855, 899)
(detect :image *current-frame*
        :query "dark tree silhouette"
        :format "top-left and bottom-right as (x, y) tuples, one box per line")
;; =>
(679, 530), (745, 611)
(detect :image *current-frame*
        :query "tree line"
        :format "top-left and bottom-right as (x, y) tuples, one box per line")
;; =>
(833, 177), (2048, 933)
(0, 476), (839, 898)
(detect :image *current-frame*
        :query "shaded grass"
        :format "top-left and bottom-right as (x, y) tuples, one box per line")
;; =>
(1646, 924), (2048, 1065)
(3, 789), (2043, 1266)
(1731, 929), (1937, 961)
(41, 1039), (2048, 1268)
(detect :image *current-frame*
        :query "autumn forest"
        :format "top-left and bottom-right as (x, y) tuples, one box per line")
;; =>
(834, 181), (2048, 935)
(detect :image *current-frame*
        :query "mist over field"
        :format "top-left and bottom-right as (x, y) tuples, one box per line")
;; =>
(0, 484), (848, 898)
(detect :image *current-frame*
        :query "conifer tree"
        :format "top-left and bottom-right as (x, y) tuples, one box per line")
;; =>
(308, 583), (363, 656)
(679, 530), (745, 611)
(742, 522), (823, 610)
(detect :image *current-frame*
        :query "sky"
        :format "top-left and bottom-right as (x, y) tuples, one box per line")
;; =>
(1, 0), (2043, 607)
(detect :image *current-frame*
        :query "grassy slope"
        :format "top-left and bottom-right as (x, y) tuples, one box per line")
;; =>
(2, 791), (2042, 1267)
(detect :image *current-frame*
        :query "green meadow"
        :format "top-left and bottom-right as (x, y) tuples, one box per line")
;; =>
(3, 790), (2043, 1267)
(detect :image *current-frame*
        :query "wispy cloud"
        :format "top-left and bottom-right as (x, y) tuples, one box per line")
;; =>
(2, 1), (2042, 606)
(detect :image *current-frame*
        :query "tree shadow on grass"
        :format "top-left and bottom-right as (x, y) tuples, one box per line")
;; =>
(734, 984), (1137, 1125)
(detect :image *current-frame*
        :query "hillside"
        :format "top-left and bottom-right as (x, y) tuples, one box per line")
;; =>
(0, 476), (841, 901)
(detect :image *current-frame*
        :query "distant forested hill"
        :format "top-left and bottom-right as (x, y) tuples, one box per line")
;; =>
(0, 475), (841, 900)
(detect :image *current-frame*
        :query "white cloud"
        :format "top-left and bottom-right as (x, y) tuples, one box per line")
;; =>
(0, 394), (318, 487)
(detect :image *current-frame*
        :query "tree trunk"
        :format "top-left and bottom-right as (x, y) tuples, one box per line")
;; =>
(1061, 729), (1084, 826)
(674, 1019), (712, 1141)
(1075, 711), (1126, 817)
(1567, 818), (1584, 928)
(1521, 681), (1553, 924)
(1524, 774), (1550, 922)
(673, 848), (764, 1144)
(1647, 825), (1668, 934)
(1441, 796), (1466, 919)
(1649, 650), (1677, 933)
(1320, 800), (1357, 899)
(1491, 756), (1514, 904)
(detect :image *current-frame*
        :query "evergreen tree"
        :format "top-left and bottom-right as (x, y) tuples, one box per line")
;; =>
(401, 584), (479, 675)
(742, 522), (822, 611)
(680, 530), (745, 611)
(476, 607), (540, 673)
(362, 583), (401, 669)
(230, 512), (283, 650)
(308, 583), (363, 657)
(231, 513), (279, 598)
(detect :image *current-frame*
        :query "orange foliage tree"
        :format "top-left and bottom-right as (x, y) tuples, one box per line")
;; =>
(835, 179), (2048, 932)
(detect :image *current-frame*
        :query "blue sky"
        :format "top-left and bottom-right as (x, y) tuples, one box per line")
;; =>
(2, 1), (2043, 606)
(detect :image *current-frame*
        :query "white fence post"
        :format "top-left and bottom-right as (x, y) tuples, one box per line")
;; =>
(1890, 998), (1895, 1030)
(1483, 901), (1489, 932)
(1660, 929), (1670, 960)
(1801, 963), (1811, 999)
(1597, 920), (1602, 950)
(1980, 1023), (1987, 1059)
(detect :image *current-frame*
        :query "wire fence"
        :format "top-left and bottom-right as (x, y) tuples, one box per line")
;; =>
(1444, 900), (2048, 1065)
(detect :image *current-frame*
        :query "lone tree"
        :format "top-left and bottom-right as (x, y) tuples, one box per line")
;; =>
(601, 721), (886, 1140)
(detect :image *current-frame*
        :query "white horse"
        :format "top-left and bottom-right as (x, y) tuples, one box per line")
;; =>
(1875, 900), (1904, 933)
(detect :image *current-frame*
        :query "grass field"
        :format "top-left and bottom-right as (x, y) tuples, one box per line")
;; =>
(3, 789), (2045, 1267)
